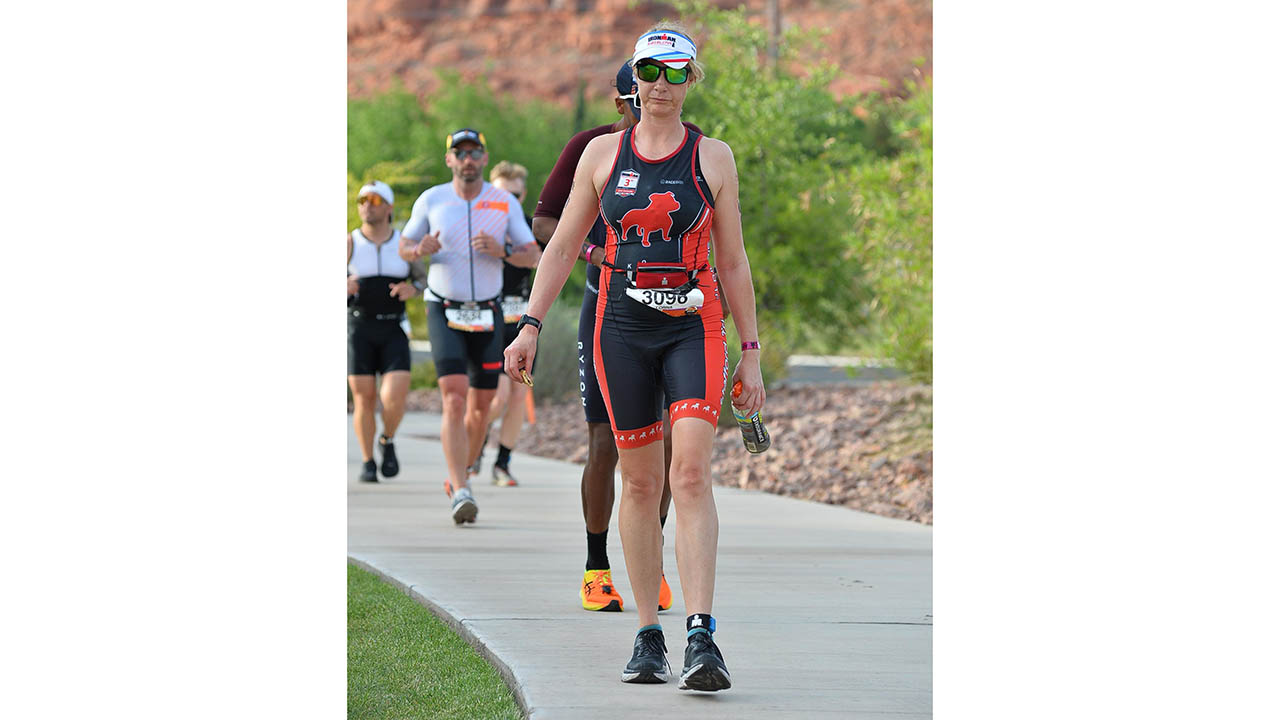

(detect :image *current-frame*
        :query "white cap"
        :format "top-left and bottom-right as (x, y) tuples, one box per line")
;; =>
(630, 30), (698, 69)
(358, 180), (394, 205)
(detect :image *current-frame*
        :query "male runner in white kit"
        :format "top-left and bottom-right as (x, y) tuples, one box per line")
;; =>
(400, 128), (537, 524)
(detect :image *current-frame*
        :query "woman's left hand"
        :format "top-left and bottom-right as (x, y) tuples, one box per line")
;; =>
(730, 354), (765, 417)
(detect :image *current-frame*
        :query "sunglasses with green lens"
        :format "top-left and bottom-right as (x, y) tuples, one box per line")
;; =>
(635, 61), (689, 85)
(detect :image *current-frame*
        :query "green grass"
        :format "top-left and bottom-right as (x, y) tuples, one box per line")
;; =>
(348, 563), (523, 720)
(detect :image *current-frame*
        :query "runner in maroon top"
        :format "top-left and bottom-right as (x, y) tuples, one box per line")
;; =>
(533, 61), (702, 614)
(509, 24), (765, 691)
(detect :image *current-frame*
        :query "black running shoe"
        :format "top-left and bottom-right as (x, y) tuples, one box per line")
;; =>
(621, 627), (671, 684)
(378, 436), (399, 477)
(678, 631), (731, 691)
(359, 460), (378, 483)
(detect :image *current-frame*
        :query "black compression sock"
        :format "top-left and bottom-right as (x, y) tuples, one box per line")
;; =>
(586, 530), (609, 570)
(495, 444), (512, 469)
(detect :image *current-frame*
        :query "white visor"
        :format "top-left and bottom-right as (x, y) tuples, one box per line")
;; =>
(358, 180), (394, 205)
(630, 30), (697, 69)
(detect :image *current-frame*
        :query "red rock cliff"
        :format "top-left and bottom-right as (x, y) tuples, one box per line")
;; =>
(348, 0), (932, 105)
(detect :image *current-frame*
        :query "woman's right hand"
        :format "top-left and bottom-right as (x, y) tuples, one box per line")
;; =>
(503, 329), (539, 384)
(347, 274), (359, 296)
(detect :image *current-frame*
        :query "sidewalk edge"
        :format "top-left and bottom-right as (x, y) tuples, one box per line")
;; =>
(348, 556), (533, 720)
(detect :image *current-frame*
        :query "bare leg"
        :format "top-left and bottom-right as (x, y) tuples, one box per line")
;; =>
(668, 417), (718, 616)
(349, 375), (377, 462)
(465, 386), (498, 471)
(486, 373), (512, 427)
(377, 370), (411, 438)
(498, 381), (528, 449)
(438, 374), (470, 491)
(582, 422), (620, 533)
(617, 440), (666, 629)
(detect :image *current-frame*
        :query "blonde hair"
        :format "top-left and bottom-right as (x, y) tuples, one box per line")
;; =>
(642, 20), (705, 84)
(489, 161), (528, 183)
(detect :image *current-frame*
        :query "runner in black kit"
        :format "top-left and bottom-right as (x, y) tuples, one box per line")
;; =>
(477, 160), (542, 486)
(347, 180), (427, 483)
(507, 24), (765, 691)
(533, 61), (701, 613)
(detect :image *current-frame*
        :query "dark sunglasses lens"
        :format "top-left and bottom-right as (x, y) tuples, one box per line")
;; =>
(454, 149), (482, 160)
(665, 66), (689, 84)
(635, 63), (661, 82)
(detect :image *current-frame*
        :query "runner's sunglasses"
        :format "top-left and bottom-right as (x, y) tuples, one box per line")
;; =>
(451, 148), (485, 160)
(634, 60), (689, 85)
(358, 194), (386, 206)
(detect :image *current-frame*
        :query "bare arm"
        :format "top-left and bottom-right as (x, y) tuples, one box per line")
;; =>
(408, 256), (428, 290)
(347, 233), (358, 295)
(532, 213), (605, 267)
(400, 195), (441, 261)
(504, 134), (617, 378)
(531, 216), (558, 247)
(705, 139), (764, 415)
(504, 241), (541, 269)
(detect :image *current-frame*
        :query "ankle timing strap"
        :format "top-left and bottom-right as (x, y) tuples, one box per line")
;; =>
(686, 613), (715, 637)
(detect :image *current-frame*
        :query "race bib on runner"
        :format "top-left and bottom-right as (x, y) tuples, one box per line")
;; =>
(501, 295), (529, 324)
(624, 286), (704, 316)
(444, 303), (495, 332)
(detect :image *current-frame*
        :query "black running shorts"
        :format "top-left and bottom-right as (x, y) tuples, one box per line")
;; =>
(348, 316), (412, 376)
(425, 300), (504, 390)
(577, 286), (610, 424)
(594, 271), (727, 449)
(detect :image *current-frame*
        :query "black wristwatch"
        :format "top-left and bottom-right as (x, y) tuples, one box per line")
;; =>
(503, 242), (513, 258)
(515, 314), (542, 335)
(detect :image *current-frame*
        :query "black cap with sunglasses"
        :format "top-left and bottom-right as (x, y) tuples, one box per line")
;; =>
(446, 127), (487, 151)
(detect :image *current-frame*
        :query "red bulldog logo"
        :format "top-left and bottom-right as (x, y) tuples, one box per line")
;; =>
(620, 192), (681, 247)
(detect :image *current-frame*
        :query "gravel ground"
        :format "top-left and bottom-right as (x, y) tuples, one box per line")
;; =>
(396, 381), (932, 525)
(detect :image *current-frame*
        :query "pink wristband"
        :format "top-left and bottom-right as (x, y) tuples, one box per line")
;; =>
(584, 244), (599, 262)
(741, 341), (760, 351)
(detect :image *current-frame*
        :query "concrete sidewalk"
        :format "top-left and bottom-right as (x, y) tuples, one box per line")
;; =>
(348, 412), (932, 719)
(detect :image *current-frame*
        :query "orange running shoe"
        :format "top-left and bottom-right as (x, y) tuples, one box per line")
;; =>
(580, 569), (624, 612)
(658, 573), (673, 612)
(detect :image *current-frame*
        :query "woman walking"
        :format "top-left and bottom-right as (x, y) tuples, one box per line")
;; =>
(504, 23), (764, 691)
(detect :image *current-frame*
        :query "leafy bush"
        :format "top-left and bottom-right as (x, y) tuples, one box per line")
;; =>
(717, 319), (789, 427)
(847, 78), (932, 381)
(528, 297), (581, 404)
(409, 361), (437, 390)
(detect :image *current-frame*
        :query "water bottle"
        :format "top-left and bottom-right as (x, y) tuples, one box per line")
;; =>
(731, 381), (770, 454)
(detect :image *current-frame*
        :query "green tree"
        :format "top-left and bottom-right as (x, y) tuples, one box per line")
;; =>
(673, 1), (876, 353)
(847, 78), (932, 380)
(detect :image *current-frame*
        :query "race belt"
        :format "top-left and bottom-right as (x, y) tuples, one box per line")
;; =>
(501, 295), (529, 324)
(620, 261), (704, 317)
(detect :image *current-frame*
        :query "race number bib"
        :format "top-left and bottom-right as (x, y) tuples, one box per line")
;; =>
(444, 303), (495, 332)
(501, 295), (529, 324)
(624, 286), (705, 316)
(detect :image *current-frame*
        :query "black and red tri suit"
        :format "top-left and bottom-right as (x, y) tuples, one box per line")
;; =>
(595, 125), (728, 448)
